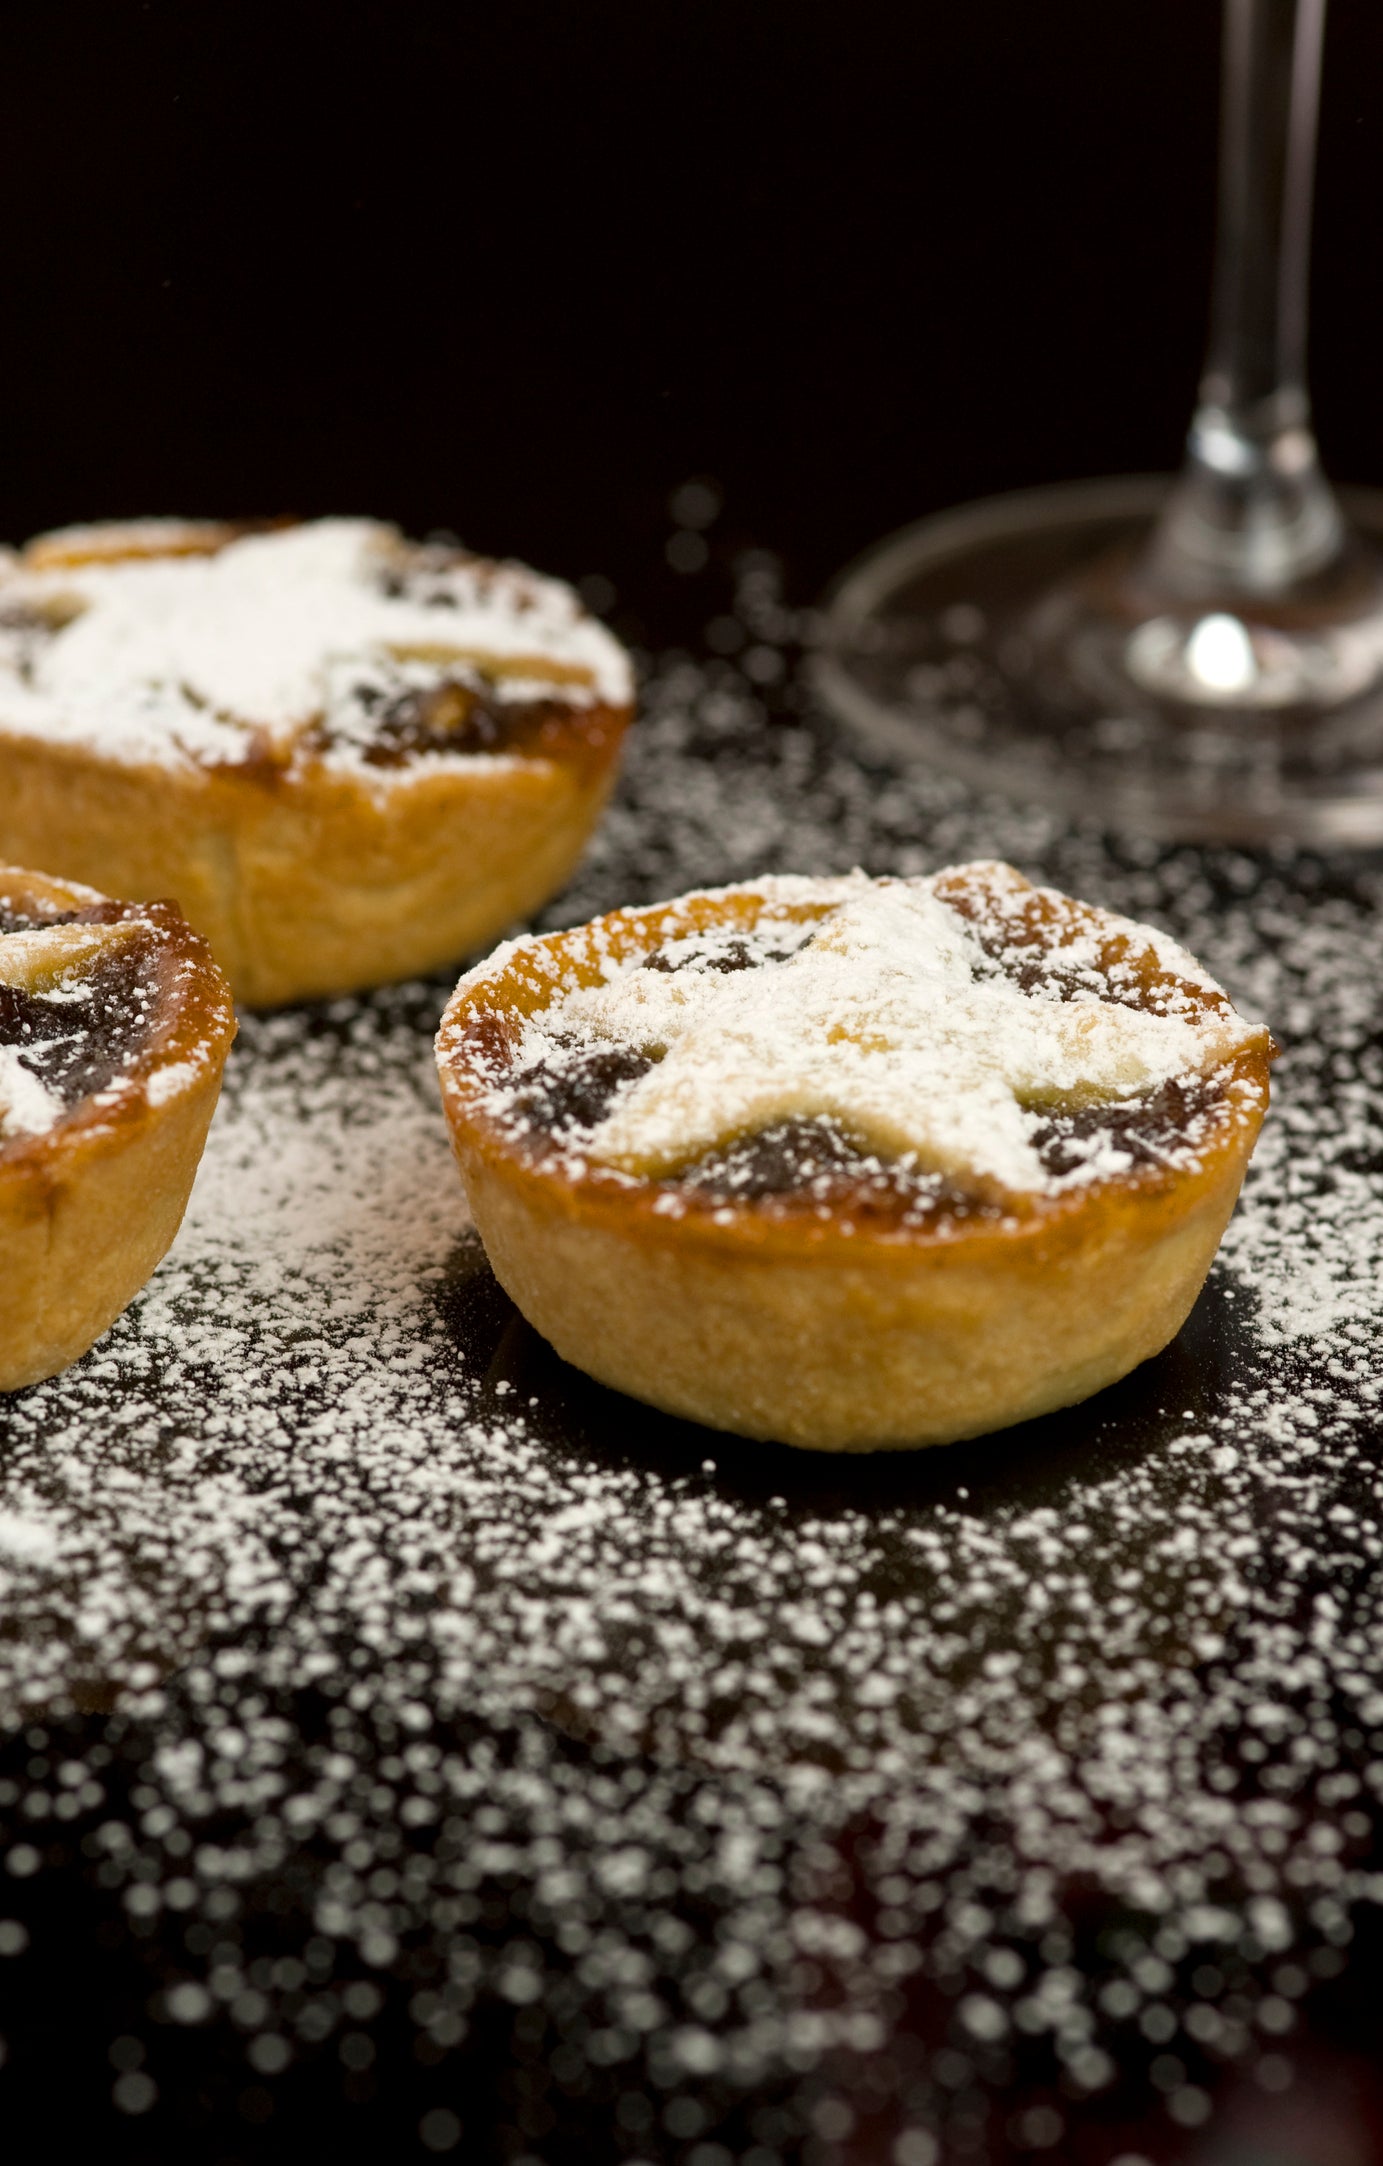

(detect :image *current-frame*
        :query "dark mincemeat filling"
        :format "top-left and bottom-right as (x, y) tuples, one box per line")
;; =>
(374, 556), (461, 604)
(642, 936), (804, 976)
(349, 549), (586, 765)
(940, 884), (1229, 1025)
(501, 936), (806, 1136)
(0, 910), (157, 1113)
(373, 551), (527, 614)
(678, 1118), (980, 1224)
(317, 676), (604, 770)
(0, 899), (130, 937)
(0, 602), (60, 682)
(507, 1043), (657, 1136)
(496, 927), (1232, 1216)
(1028, 1076), (1220, 1178)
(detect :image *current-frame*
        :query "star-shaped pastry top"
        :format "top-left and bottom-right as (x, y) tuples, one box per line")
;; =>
(0, 919), (139, 1138)
(550, 874), (1264, 1197)
(0, 520), (631, 770)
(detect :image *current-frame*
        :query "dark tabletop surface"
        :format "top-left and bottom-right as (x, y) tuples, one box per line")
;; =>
(2, 556), (1382, 2163)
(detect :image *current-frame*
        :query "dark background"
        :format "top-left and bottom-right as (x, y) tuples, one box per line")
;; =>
(3, 0), (1383, 621)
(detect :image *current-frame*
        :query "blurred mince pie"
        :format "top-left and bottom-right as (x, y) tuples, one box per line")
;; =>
(435, 863), (1274, 1452)
(0, 518), (633, 1005)
(1, 864), (236, 1390)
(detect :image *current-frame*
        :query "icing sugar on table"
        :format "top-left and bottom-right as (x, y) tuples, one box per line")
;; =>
(0, 584), (1381, 2161)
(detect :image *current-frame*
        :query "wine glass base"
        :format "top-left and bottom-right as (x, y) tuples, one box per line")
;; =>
(816, 475), (1383, 848)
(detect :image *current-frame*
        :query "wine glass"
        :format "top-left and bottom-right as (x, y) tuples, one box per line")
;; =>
(817, 0), (1383, 846)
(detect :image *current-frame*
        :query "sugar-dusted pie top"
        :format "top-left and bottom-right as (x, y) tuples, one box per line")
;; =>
(0, 518), (633, 777)
(0, 876), (230, 1147)
(449, 865), (1271, 1218)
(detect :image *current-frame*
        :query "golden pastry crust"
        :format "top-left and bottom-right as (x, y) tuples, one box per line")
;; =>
(0, 864), (236, 1390)
(20, 517), (283, 569)
(0, 519), (633, 1007)
(435, 867), (1273, 1452)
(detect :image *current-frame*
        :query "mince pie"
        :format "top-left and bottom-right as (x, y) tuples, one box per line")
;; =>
(0, 864), (235, 1389)
(0, 518), (633, 1005)
(435, 864), (1273, 1451)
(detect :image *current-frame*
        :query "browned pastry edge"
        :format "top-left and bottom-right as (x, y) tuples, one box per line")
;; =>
(20, 517), (290, 568)
(0, 865), (237, 1389)
(0, 520), (633, 1006)
(435, 878), (1272, 1452)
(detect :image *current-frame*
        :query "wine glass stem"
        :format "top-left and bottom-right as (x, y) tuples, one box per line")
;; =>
(1148, 0), (1341, 601)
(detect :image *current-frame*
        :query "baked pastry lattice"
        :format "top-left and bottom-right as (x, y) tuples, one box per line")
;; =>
(0, 518), (633, 1005)
(0, 864), (235, 1389)
(435, 864), (1273, 1451)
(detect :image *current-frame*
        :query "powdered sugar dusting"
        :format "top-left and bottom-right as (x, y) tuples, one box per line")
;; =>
(1, 518), (633, 772)
(498, 869), (1264, 1193)
(0, 1044), (61, 1136)
(142, 1059), (199, 1108)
